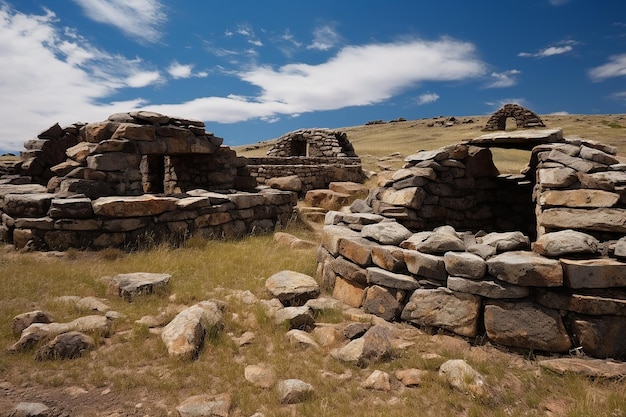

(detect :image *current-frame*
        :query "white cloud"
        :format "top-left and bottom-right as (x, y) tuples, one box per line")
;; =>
(548, 111), (570, 115)
(612, 91), (626, 102)
(518, 45), (573, 58)
(125, 71), (162, 87)
(167, 62), (192, 79)
(0, 4), (487, 152)
(71, 0), (166, 43)
(589, 54), (626, 81)
(307, 24), (341, 51)
(485, 98), (529, 110)
(485, 69), (521, 88)
(416, 93), (440, 105)
(0, 5), (161, 150)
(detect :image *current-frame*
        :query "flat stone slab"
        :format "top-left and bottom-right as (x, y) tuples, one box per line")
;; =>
(539, 208), (626, 233)
(468, 128), (563, 150)
(366, 267), (419, 290)
(108, 272), (171, 301)
(539, 358), (626, 379)
(448, 276), (529, 299)
(486, 251), (563, 287)
(536, 289), (626, 316)
(265, 270), (320, 306)
(93, 195), (179, 217)
(561, 258), (626, 289)
(533, 230), (600, 258)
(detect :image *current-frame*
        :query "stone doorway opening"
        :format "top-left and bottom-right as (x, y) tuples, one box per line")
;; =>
(141, 155), (166, 194)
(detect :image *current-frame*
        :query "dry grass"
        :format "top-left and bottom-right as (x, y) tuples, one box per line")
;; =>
(2, 114), (626, 415)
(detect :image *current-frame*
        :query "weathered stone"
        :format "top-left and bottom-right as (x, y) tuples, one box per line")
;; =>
(48, 198), (94, 218)
(332, 276), (365, 307)
(266, 175), (302, 192)
(403, 250), (446, 280)
(286, 329), (320, 350)
(321, 225), (361, 256)
(338, 236), (377, 266)
(539, 358), (626, 379)
(561, 258), (626, 288)
(363, 285), (402, 321)
(161, 300), (224, 359)
(567, 314), (626, 359)
(12, 311), (52, 335)
(439, 359), (487, 397)
(2, 193), (56, 217)
(361, 370), (391, 391)
(83, 121), (117, 143)
(277, 379), (314, 404)
(176, 393), (231, 417)
(272, 306), (315, 329)
(401, 288), (482, 337)
(533, 230), (600, 257)
(11, 402), (51, 417)
(371, 245), (407, 272)
(265, 270), (320, 306)
(537, 167), (578, 188)
(325, 211), (384, 226)
(479, 231), (530, 252)
(408, 228), (465, 254)
(330, 256), (368, 285)
(466, 243), (497, 259)
(615, 236), (626, 259)
(366, 267), (419, 290)
(486, 251), (563, 287)
(539, 208), (626, 233)
(343, 322), (371, 339)
(329, 181), (369, 199)
(244, 364), (277, 389)
(304, 189), (351, 210)
(101, 217), (150, 232)
(395, 368), (428, 387)
(272, 232), (317, 250)
(536, 289), (626, 316)
(34, 331), (94, 360)
(361, 221), (413, 245)
(93, 195), (178, 217)
(111, 123), (156, 141)
(447, 276), (529, 299)
(331, 325), (393, 366)
(545, 149), (597, 173)
(539, 189), (620, 208)
(107, 272), (170, 301)
(443, 252), (486, 279)
(86, 152), (141, 171)
(380, 187), (426, 209)
(484, 301), (571, 352)
(9, 315), (110, 352)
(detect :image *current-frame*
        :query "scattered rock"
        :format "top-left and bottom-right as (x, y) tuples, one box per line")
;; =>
(395, 369), (428, 387)
(265, 175), (302, 192)
(34, 331), (94, 360)
(361, 370), (391, 391)
(107, 272), (171, 301)
(277, 379), (314, 404)
(12, 311), (52, 335)
(272, 306), (315, 330)
(10, 402), (50, 417)
(244, 364), (276, 389)
(438, 359), (487, 397)
(285, 329), (319, 350)
(176, 393), (231, 417)
(265, 270), (320, 306)
(539, 358), (626, 379)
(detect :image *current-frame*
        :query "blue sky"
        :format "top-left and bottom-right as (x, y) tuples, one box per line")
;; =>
(0, 0), (625, 153)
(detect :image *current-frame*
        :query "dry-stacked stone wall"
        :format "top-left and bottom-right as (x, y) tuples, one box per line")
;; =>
(483, 103), (546, 131)
(247, 128), (365, 193)
(319, 129), (626, 359)
(0, 111), (297, 250)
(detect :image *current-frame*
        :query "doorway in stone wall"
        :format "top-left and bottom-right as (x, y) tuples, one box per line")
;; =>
(141, 155), (166, 194)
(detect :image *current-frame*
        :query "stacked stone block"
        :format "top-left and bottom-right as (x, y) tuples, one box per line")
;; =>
(266, 128), (357, 158)
(365, 143), (536, 237)
(318, 213), (626, 359)
(0, 187), (296, 251)
(483, 103), (546, 131)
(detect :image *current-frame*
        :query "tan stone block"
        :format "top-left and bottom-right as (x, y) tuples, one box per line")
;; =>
(332, 276), (365, 308)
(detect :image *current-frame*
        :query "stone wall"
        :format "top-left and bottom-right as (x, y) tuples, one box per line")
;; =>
(266, 128), (358, 158)
(247, 157), (365, 194)
(320, 130), (626, 359)
(483, 103), (546, 131)
(0, 111), (298, 250)
(318, 213), (626, 359)
(0, 186), (296, 251)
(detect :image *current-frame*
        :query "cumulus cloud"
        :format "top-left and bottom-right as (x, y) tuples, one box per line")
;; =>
(485, 69), (521, 88)
(307, 24), (341, 51)
(589, 54), (626, 81)
(0, 3), (487, 151)
(71, 0), (166, 43)
(166, 62), (208, 79)
(416, 93), (440, 105)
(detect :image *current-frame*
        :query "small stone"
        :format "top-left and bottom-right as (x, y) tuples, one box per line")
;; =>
(533, 230), (599, 257)
(277, 379), (314, 404)
(361, 370), (391, 391)
(439, 359), (488, 397)
(265, 270), (320, 306)
(244, 364), (276, 389)
(395, 369), (428, 387)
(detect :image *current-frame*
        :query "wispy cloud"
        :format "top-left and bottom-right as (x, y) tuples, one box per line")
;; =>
(518, 40), (575, 58)
(307, 24), (341, 51)
(485, 98), (529, 110)
(416, 93), (440, 105)
(233, 24), (263, 47)
(548, 111), (570, 115)
(485, 69), (521, 88)
(589, 54), (626, 82)
(612, 91), (626, 102)
(71, 0), (166, 43)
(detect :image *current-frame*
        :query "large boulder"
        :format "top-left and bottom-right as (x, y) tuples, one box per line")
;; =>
(265, 270), (320, 306)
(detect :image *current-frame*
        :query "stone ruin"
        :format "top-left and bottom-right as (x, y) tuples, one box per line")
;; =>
(246, 128), (365, 194)
(318, 127), (626, 360)
(483, 103), (546, 131)
(0, 111), (296, 250)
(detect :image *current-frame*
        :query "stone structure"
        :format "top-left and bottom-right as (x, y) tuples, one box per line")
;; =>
(483, 103), (546, 131)
(247, 128), (365, 194)
(318, 128), (626, 359)
(0, 111), (297, 250)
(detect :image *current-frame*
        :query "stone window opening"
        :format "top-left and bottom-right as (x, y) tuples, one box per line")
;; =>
(291, 139), (308, 157)
(141, 155), (166, 194)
